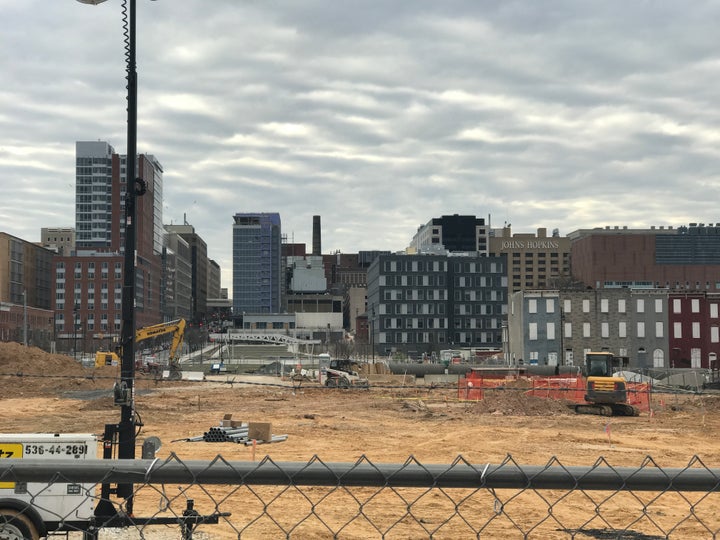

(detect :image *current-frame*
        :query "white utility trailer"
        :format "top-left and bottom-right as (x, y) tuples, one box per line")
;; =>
(0, 433), (96, 539)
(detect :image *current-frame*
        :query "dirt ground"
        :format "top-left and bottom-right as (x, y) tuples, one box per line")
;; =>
(2, 342), (719, 538)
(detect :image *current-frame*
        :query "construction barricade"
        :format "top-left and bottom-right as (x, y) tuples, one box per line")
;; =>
(458, 372), (652, 413)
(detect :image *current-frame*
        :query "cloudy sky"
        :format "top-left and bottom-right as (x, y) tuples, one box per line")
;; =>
(2, 1), (719, 292)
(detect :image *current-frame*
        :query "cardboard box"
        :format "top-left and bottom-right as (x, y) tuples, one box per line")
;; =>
(248, 422), (272, 442)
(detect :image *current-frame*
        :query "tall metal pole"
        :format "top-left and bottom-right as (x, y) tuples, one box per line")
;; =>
(23, 290), (27, 346)
(74, 304), (79, 361)
(117, 0), (139, 502)
(75, 0), (145, 516)
(371, 305), (375, 363)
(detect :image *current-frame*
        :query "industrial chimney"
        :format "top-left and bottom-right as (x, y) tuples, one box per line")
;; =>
(312, 215), (321, 256)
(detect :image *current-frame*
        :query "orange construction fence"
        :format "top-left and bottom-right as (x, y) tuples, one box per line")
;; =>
(458, 374), (652, 413)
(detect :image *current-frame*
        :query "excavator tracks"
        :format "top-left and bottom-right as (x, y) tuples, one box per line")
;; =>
(574, 404), (640, 417)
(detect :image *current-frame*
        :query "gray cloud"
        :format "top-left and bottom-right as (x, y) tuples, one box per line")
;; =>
(2, 1), (720, 294)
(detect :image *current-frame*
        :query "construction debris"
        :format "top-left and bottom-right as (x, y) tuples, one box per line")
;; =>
(175, 414), (288, 445)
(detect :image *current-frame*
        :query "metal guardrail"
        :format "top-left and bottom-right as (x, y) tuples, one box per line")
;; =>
(2, 454), (720, 538)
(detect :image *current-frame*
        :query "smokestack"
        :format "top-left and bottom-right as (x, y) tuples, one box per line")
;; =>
(312, 215), (321, 256)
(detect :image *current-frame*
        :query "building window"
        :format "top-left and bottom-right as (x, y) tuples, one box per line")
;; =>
(619, 321), (627, 338)
(582, 300), (590, 313)
(692, 322), (700, 339)
(601, 322), (609, 338)
(583, 323), (590, 338)
(673, 299), (682, 313)
(674, 322), (682, 339)
(653, 349), (665, 368)
(563, 299), (571, 313)
(711, 327), (719, 343)
(618, 299), (626, 313)
(529, 323), (538, 341)
(546, 299), (555, 313)
(654, 299), (663, 313)
(564, 322), (572, 339)
(711, 304), (719, 319)
(692, 299), (700, 313)
(637, 322), (645, 338)
(528, 299), (537, 314)
(636, 299), (645, 313)
(656, 322), (664, 338)
(547, 322), (555, 340)
(600, 299), (609, 313)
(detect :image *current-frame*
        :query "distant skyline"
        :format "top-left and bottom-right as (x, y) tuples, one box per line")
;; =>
(2, 1), (719, 295)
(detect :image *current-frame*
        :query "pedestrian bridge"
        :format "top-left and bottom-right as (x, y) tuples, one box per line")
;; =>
(210, 332), (321, 346)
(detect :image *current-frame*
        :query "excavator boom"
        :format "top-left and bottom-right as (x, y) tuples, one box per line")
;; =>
(95, 318), (186, 371)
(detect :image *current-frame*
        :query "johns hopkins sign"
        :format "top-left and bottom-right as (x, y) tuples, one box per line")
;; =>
(501, 240), (560, 250)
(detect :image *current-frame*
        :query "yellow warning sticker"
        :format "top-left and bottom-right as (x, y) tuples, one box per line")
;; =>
(0, 443), (22, 489)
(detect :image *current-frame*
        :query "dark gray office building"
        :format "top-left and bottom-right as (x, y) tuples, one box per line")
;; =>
(367, 253), (507, 358)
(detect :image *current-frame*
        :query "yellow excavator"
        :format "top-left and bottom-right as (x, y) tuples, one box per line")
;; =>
(95, 319), (186, 379)
(575, 351), (640, 416)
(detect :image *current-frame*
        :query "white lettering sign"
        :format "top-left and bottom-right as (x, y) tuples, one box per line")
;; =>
(501, 240), (560, 250)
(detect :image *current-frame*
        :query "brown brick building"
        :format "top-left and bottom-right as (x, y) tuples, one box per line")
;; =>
(0, 232), (54, 347)
(569, 225), (720, 291)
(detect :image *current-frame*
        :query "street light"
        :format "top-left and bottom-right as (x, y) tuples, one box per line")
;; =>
(77, 0), (153, 512)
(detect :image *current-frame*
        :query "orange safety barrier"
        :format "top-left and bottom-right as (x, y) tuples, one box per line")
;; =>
(458, 374), (652, 412)
(527, 376), (585, 402)
(457, 377), (484, 400)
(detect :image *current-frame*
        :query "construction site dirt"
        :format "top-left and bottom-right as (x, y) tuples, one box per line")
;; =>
(2, 342), (720, 538)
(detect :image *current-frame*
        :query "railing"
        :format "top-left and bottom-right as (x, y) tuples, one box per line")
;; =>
(2, 453), (720, 538)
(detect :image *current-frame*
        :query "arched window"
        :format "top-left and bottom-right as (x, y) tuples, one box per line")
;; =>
(653, 348), (664, 368)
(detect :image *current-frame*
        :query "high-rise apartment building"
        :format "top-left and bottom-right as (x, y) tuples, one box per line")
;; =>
(74, 141), (163, 257)
(53, 141), (164, 352)
(232, 213), (282, 315)
(74, 141), (116, 251)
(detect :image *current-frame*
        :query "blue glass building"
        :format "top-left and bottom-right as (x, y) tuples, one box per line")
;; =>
(232, 213), (282, 315)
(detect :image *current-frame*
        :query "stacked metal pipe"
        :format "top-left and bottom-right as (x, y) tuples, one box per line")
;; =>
(203, 425), (250, 443)
(184, 424), (289, 445)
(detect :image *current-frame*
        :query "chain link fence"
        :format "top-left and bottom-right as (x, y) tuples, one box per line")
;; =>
(2, 453), (720, 539)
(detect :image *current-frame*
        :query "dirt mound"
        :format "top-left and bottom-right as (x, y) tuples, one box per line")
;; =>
(469, 388), (575, 416)
(0, 341), (116, 398)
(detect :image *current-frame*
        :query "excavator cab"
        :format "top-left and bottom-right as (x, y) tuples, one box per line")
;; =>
(587, 354), (612, 377)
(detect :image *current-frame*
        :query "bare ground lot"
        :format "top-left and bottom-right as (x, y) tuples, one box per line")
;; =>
(2, 342), (719, 538)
